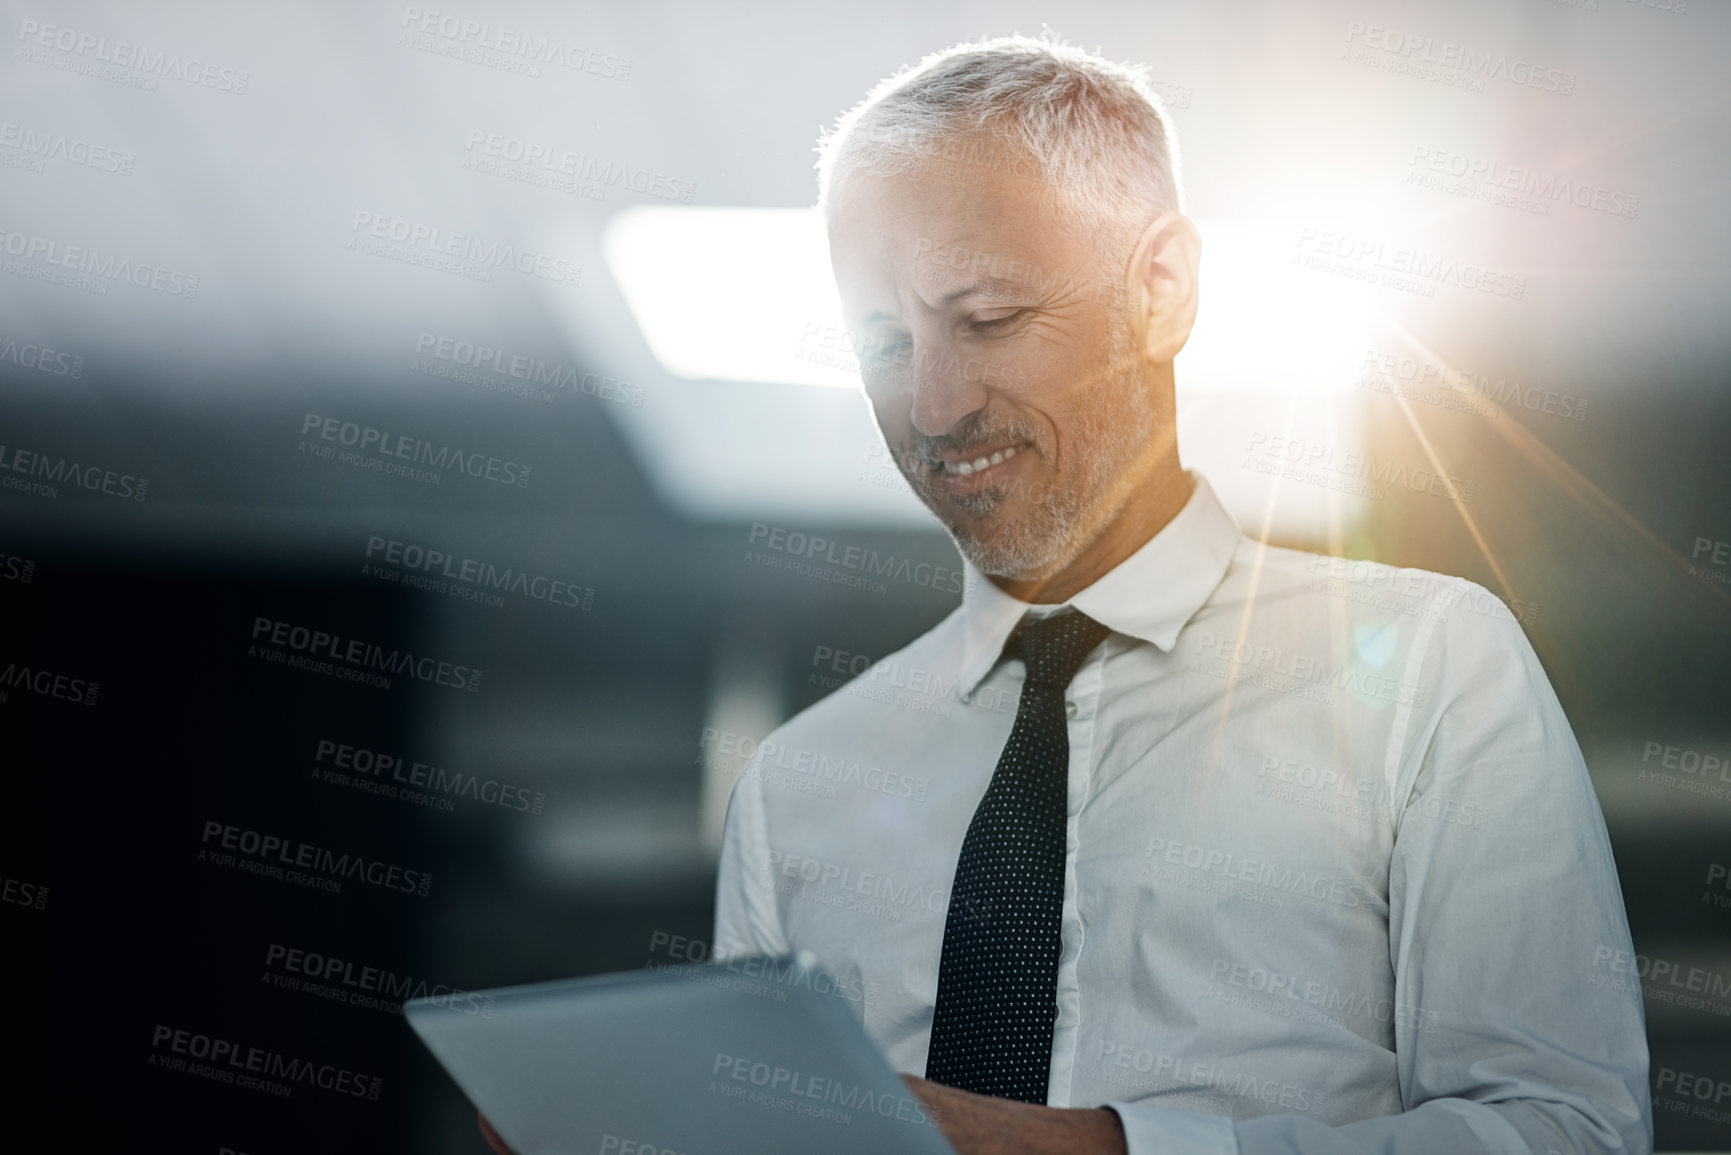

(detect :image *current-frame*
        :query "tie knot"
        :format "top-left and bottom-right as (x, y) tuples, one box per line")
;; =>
(1007, 609), (1111, 689)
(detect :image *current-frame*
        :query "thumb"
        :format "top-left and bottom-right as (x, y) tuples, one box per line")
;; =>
(477, 1111), (515, 1155)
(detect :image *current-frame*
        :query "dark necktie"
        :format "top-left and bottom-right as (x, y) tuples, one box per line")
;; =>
(925, 608), (1113, 1103)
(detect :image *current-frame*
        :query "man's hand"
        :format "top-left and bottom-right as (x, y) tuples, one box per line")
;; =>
(477, 1112), (513, 1155)
(479, 1084), (1126, 1155)
(900, 1074), (1128, 1155)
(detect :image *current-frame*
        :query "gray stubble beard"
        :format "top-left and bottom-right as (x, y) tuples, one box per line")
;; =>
(907, 332), (1161, 580)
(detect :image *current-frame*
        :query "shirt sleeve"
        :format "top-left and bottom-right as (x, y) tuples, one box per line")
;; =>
(1110, 583), (1653, 1155)
(713, 751), (789, 962)
(1106, 1101), (1240, 1153)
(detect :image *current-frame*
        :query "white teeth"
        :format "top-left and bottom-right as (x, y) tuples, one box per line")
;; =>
(941, 445), (1022, 476)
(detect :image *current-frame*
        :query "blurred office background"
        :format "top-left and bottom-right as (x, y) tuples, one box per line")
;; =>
(1, 0), (1727, 1151)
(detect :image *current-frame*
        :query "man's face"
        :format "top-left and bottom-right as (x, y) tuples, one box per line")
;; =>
(827, 141), (1161, 580)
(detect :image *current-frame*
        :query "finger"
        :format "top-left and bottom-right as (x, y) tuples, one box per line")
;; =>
(477, 1111), (514, 1155)
(900, 1073), (936, 1100)
(900, 1073), (952, 1113)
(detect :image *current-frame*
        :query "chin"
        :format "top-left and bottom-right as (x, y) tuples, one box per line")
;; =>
(943, 508), (1079, 582)
(908, 470), (1095, 583)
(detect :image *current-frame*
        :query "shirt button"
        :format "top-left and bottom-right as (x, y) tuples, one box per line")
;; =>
(1064, 699), (1078, 719)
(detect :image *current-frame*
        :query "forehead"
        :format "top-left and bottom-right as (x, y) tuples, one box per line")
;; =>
(826, 143), (1093, 312)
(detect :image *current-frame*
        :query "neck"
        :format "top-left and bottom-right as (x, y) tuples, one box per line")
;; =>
(989, 455), (1194, 605)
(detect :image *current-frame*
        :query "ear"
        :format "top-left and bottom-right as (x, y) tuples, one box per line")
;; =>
(1125, 213), (1202, 364)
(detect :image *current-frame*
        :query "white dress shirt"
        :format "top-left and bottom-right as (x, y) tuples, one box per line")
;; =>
(714, 473), (1651, 1154)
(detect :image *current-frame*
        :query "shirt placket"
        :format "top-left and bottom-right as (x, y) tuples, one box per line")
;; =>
(1048, 637), (1109, 1107)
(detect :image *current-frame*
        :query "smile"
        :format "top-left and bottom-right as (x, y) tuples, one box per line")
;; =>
(938, 444), (1022, 477)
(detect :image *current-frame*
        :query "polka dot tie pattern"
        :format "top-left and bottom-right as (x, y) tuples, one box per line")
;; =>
(924, 609), (1113, 1104)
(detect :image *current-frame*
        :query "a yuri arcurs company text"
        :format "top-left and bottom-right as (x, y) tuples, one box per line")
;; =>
(248, 615), (483, 693)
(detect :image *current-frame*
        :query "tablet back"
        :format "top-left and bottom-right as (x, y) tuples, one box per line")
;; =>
(405, 960), (957, 1155)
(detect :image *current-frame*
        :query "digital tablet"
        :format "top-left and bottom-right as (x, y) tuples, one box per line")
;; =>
(404, 957), (957, 1155)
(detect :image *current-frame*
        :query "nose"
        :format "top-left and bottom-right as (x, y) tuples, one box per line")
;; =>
(908, 344), (989, 438)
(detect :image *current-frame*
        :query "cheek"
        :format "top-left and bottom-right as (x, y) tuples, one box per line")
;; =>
(1001, 332), (1103, 399)
(1006, 369), (1095, 448)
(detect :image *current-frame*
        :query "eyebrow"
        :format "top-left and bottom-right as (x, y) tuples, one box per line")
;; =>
(936, 276), (1030, 305)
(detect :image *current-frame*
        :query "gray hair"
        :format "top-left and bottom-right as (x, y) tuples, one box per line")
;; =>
(816, 34), (1185, 249)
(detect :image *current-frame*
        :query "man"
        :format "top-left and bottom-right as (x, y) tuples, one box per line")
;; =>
(710, 34), (1651, 1155)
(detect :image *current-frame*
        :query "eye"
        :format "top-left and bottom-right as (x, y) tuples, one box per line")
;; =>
(861, 333), (910, 362)
(970, 310), (1025, 333)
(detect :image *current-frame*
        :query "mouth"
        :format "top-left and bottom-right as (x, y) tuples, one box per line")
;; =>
(927, 442), (1030, 496)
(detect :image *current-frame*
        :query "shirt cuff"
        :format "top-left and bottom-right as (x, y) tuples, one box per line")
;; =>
(1104, 1100), (1239, 1155)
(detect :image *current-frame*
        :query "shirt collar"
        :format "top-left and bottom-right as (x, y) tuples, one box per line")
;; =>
(955, 472), (1241, 698)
